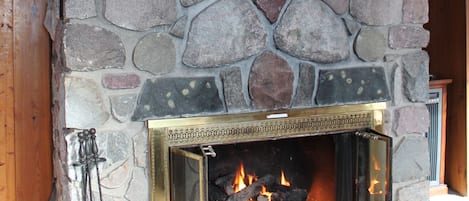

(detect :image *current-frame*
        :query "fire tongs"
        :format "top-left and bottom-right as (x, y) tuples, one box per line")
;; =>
(73, 128), (106, 201)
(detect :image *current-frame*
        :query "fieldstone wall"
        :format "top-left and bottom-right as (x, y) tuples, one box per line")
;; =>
(45, 0), (431, 200)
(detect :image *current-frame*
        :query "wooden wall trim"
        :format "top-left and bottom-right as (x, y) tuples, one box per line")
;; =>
(466, 0), (469, 195)
(12, 0), (52, 200)
(0, 0), (16, 200)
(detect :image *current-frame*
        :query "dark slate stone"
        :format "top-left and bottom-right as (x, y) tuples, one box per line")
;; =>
(249, 51), (293, 110)
(253, 0), (286, 23)
(402, 51), (429, 102)
(292, 63), (315, 107)
(132, 77), (224, 120)
(315, 67), (391, 105)
(220, 67), (249, 112)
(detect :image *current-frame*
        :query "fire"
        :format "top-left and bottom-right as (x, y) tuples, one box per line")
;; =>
(260, 185), (273, 200)
(233, 162), (248, 192)
(368, 155), (384, 195)
(280, 170), (291, 187)
(232, 162), (293, 200)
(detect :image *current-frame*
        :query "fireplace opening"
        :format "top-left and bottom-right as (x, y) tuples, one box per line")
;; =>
(170, 130), (391, 201)
(148, 102), (389, 201)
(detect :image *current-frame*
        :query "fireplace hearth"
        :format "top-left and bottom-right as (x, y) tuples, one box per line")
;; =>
(148, 102), (390, 201)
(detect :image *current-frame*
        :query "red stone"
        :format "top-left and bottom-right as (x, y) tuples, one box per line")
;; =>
(249, 51), (293, 110)
(102, 73), (141, 89)
(253, 0), (286, 23)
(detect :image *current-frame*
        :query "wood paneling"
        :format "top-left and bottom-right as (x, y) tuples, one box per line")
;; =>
(425, 0), (467, 195)
(0, 0), (16, 200)
(13, 0), (52, 200)
(0, 0), (52, 200)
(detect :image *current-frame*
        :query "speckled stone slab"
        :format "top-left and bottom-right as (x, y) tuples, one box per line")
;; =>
(315, 67), (390, 105)
(132, 77), (224, 120)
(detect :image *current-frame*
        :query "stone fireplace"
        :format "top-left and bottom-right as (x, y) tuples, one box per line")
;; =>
(47, 0), (431, 200)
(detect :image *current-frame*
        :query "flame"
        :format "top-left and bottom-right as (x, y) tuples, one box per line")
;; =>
(280, 170), (291, 187)
(260, 185), (272, 201)
(233, 162), (258, 193)
(372, 155), (381, 171)
(233, 162), (247, 192)
(368, 179), (383, 195)
(368, 155), (384, 195)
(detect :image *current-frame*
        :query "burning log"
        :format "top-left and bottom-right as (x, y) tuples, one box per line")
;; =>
(272, 189), (308, 201)
(208, 183), (228, 201)
(226, 174), (276, 201)
(214, 174), (235, 195)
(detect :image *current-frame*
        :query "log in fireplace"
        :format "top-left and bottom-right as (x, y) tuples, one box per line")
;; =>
(148, 102), (391, 201)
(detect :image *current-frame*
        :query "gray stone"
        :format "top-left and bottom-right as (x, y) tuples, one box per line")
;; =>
(133, 32), (176, 75)
(389, 25), (430, 49)
(104, 0), (177, 31)
(102, 73), (141, 89)
(220, 67), (249, 112)
(98, 130), (131, 171)
(109, 94), (138, 123)
(274, 0), (349, 63)
(402, 51), (429, 102)
(63, 24), (125, 71)
(65, 76), (110, 128)
(169, 16), (187, 39)
(323, 0), (349, 14)
(393, 104), (430, 135)
(354, 28), (386, 62)
(101, 160), (132, 189)
(64, 0), (96, 19)
(125, 168), (149, 201)
(315, 67), (391, 105)
(132, 77), (224, 120)
(350, 0), (403, 25)
(180, 0), (205, 7)
(388, 64), (407, 106)
(133, 131), (148, 167)
(182, 0), (267, 67)
(396, 180), (429, 201)
(293, 63), (315, 107)
(249, 51), (293, 110)
(403, 0), (429, 24)
(343, 17), (361, 36)
(393, 136), (430, 182)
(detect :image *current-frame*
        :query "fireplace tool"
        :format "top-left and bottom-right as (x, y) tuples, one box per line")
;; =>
(72, 128), (106, 201)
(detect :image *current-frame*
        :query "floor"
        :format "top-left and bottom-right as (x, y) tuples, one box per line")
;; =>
(430, 190), (469, 201)
(431, 194), (469, 201)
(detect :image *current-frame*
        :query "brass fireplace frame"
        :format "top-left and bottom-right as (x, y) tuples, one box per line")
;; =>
(147, 102), (386, 201)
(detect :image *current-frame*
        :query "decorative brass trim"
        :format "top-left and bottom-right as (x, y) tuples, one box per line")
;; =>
(148, 102), (386, 201)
